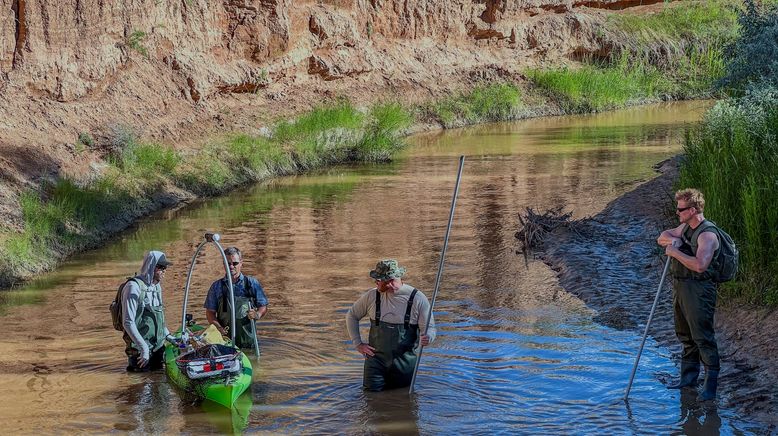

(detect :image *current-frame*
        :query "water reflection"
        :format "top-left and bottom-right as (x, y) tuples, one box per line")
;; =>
(362, 390), (420, 436)
(676, 389), (722, 436)
(1, 101), (770, 433)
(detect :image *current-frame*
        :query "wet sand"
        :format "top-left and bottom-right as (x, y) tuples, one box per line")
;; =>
(538, 157), (778, 426)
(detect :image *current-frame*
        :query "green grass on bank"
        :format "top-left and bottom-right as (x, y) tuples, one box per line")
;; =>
(526, 0), (738, 113)
(422, 83), (522, 128)
(526, 57), (674, 113)
(0, 100), (411, 285)
(678, 88), (778, 305)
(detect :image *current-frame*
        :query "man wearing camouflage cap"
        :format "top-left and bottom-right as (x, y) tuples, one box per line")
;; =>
(346, 259), (436, 391)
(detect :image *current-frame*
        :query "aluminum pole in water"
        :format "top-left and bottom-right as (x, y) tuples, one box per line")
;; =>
(409, 155), (465, 394)
(624, 255), (672, 401)
(249, 301), (261, 359)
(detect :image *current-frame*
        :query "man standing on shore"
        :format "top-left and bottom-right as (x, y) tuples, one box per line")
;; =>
(657, 188), (721, 401)
(346, 259), (436, 391)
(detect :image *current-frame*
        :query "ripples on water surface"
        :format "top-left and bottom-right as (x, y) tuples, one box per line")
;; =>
(0, 102), (769, 434)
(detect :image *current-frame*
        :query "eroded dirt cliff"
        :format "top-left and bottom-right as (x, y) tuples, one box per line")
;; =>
(0, 0), (668, 229)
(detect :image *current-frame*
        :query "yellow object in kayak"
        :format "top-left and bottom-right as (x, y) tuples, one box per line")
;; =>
(200, 324), (226, 345)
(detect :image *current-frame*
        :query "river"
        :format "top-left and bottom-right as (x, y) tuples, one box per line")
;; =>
(0, 101), (767, 434)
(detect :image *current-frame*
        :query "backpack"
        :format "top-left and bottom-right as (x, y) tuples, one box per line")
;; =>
(686, 221), (739, 283)
(110, 277), (145, 331)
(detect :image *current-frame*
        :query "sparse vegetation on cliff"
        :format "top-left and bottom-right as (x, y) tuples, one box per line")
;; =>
(528, 0), (739, 112)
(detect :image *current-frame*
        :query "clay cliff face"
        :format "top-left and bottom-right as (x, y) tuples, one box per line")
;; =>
(0, 0), (665, 227)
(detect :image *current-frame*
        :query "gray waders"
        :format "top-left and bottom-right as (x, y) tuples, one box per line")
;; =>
(670, 222), (720, 400)
(363, 289), (419, 392)
(217, 291), (255, 349)
(123, 283), (166, 371)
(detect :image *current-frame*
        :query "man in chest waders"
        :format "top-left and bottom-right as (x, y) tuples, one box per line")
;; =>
(122, 251), (174, 372)
(657, 188), (721, 401)
(346, 259), (436, 391)
(204, 247), (268, 349)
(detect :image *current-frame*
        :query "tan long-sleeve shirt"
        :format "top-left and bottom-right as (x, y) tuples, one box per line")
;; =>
(346, 284), (436, 346)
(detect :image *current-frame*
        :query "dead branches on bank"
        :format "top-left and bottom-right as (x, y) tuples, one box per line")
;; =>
(514, 206), (573, 255)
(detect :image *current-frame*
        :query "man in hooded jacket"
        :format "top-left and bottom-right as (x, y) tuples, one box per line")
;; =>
(121, 251), (174, 372)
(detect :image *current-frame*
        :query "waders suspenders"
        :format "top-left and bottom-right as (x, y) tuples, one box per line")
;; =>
(374, 288), (419, 327)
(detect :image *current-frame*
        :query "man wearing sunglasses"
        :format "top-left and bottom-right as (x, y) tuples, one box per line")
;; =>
(121, 251), (174, 372)
(657, 188), (722, 401)
(204, 247), (268, 348)
(346, 259), (436, 391)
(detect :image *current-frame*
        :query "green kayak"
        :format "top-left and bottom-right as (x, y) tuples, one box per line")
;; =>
(165, 325), (253, 408)
(167, 232), (259, 409)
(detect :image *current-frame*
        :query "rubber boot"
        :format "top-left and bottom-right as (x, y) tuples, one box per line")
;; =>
(697, 368), (719, 401)
(667, 360), (700, 389)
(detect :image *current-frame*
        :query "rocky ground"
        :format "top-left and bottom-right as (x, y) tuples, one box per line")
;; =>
(538, 157), (778, 425)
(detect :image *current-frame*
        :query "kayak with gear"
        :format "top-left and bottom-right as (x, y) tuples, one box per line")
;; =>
(164, 232), (256, 408)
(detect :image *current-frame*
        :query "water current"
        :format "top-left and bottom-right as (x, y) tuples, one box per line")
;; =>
(1, 101), (769, 434)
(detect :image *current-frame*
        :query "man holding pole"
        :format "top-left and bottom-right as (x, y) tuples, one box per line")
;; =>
(204, 246), (268, 349)
(346, 260), (436, 391)
(657, 188), (721, 401)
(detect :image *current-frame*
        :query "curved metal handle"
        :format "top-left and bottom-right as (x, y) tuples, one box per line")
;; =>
(180, 232), (237, 344)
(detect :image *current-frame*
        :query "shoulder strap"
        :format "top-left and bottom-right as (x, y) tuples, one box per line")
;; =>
(131, 278), (148, 308)
(690, 220), (717, 251)
(404, 289), (419, 328)
(374, 290), (381, 326)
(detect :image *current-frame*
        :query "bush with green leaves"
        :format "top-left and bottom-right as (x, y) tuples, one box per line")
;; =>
(719, 0), (778, 93)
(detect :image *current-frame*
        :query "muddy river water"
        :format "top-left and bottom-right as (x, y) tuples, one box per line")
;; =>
(1, 101), (770, 434)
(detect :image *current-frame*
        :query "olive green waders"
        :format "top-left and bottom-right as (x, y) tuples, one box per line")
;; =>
(363, 289), (419, 391)
(124, 284), (167, 371)
(217, 294), (256, 349)
(670, 222), (721, 400)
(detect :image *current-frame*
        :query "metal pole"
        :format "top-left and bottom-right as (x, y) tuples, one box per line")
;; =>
(624, 256), (672, 401)
(249, 301), (261, 359)
(409, 155), (465, 394)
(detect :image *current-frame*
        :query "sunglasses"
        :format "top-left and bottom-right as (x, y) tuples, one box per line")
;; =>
(676, 206), (694, 213)
(228, 261), (242, 267)
(156, 265), (167, 271)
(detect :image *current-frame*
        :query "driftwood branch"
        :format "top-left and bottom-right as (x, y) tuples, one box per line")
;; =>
(514, 206), (574, 257)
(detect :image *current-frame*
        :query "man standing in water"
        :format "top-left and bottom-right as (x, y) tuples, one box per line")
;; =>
(657, 188), (721, 401)
(204, 247), (268, 349)
(346, 259), (436, 391)
(121, 251), (173, 372)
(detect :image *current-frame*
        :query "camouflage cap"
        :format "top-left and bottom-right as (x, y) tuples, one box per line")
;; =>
(369, 259), (407, 281)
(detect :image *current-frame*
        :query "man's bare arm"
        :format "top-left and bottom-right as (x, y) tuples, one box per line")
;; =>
(666, 231), (719, 273)
(657, 223), (686, 247)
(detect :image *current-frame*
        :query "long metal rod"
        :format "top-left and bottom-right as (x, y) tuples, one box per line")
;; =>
(212, 239), (237, 344)
(180, 240), (208, 332)
(624, 256), (672, 400)
(409, 155), (465, 394)
(249, 301), (261, 358)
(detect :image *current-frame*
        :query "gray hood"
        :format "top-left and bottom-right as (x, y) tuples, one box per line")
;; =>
(135, 251), (166, 286)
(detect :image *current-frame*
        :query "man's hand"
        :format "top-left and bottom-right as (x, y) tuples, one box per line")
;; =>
(356, 343), (375, 357)
(420, 334), (431, 347)
(138, 350), (150, 368)
(659, 236), (682, 248)
(247, 308), (262, 320)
